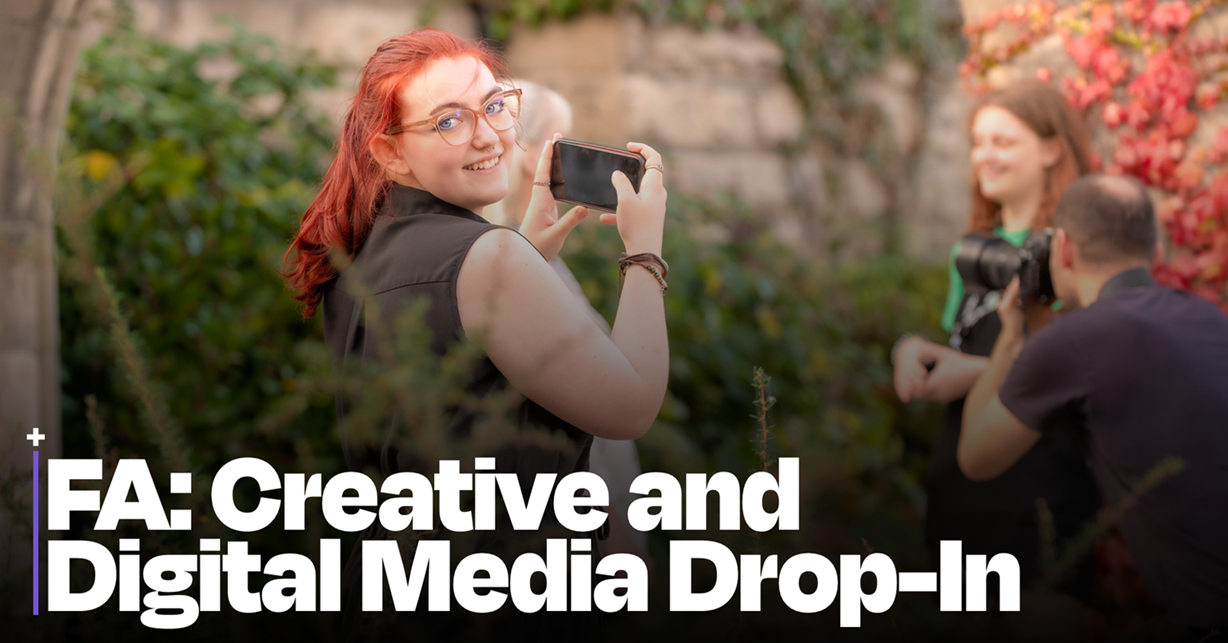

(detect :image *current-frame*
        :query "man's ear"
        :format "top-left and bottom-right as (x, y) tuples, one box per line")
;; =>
(369, 134), (411, 181)
(1055, 228), (1076, 270)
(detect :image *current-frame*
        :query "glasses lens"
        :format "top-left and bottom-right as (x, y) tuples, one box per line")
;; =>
(435, 109), (475, 146)
(484, 92), (520, 131)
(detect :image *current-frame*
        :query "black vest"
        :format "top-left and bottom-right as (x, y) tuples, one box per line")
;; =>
(322, 183), (592, 478)
(322, 184), (597, 641)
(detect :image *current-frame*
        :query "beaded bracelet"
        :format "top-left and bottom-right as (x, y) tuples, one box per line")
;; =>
(618, 252), (669, 296)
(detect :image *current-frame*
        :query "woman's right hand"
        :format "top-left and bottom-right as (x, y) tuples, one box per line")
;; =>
(601, 142), (667, 256)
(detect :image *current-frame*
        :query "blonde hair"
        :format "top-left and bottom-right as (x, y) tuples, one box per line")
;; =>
(515, 79), (572, 145)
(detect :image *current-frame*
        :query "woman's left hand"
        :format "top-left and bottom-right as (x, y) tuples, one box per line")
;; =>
(519, 132), (589, 261)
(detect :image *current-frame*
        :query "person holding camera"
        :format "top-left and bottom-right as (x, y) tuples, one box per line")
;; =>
(959, 173), (1228, 640)
(282, 28), (669, 639)
(893, 80), (1102, 607)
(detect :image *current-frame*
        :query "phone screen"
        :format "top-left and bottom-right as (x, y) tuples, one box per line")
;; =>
(550, 139), (645, 212)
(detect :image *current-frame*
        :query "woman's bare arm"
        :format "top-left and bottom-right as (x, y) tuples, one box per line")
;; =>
(457, 142), (669, 439)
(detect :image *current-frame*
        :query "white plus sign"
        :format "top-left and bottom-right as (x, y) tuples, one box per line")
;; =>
(26, 427), (45, 448)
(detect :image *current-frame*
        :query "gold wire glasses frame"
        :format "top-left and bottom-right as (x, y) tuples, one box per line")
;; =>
(385, 88), (523, 146)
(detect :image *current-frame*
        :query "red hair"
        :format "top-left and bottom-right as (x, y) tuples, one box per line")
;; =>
(967, 80), (1092, 234)
(283, 28), (509, 317)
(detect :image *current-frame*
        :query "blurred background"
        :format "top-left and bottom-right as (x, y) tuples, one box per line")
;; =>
(5, 0), (1225, 639)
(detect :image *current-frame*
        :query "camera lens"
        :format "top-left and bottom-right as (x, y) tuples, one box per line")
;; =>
(955, 233), (1021, 293)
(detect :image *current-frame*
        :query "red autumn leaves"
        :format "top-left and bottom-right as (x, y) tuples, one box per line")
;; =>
(963, 0), (1228, 312)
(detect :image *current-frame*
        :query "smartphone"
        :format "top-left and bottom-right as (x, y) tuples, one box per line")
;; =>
(550, 138), (646, 213)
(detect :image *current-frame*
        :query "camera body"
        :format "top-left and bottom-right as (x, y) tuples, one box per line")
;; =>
(955, 229), (1055, 303)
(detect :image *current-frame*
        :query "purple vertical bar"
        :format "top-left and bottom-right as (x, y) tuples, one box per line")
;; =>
(33, 451), (38, 616)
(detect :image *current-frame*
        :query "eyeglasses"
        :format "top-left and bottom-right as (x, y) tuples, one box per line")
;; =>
(386, 88), (522, 146)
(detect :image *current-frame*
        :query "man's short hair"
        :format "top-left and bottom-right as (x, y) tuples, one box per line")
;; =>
(1051, 174), (1156, 266)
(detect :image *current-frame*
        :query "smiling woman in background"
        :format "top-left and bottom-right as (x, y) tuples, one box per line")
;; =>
(892, 80), (1101, 636)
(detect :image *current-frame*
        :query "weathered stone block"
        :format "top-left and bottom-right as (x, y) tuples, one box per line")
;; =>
(754, 84), (804, 147)
(170, 0), (301, 48)
(2, 0), (46, 22)
(515, 73), (631, 146)
(428, 3), (478, 40)
(670, 150), (792, 208)
(0, 353), (40, 441)
(637, 23), (782, 81)
(624, 75), (757, 149)
(506, 13), (637, 76)
(0, 23), (36, 101)
(0, 234), (39, 351)
(300, 3), (417, 66)
(787, 150), (827, 213)
(842, 159), (889, 218)
(909, 73), (974, 260)
(857, 59), (923, 154)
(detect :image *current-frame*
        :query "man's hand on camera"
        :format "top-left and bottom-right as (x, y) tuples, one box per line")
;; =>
(997, 277), (1026, 339)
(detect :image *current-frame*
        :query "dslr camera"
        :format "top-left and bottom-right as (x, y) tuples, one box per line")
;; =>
(955, 229), (1056, 303)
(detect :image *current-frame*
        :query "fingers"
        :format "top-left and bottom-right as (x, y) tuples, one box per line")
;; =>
(1004, 276), (1021, 306)
(611, 170), (636, 204)
(627, 141), (662, 166)
(598, 212), (618, 225)
(557, 205), (588, 232)
(627, 141), (664, 192)
(896, 365), (923, 402)
(532, 132), (562, 189)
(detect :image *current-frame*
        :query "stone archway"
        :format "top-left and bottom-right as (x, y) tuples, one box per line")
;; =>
(1, 0), (95, 620)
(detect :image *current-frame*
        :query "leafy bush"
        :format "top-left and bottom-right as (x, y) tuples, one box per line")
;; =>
(564, 200), (947, 563)
(59, 16), (340, 477)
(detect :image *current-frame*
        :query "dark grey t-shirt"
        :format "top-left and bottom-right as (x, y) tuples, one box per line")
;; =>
(1000, 268), (1228, 627)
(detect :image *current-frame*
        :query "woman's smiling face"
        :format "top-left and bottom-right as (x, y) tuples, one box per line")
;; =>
(384, 55), (514, 212)
(970, 106), (1054, 208)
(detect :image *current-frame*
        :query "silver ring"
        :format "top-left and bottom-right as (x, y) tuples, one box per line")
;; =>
(646, 164), (664, 175)
(533, 181), (551, 187)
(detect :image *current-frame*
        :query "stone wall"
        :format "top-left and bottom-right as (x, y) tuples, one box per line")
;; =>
(97, 0), (973, 260)
(504, 14), (812, 243)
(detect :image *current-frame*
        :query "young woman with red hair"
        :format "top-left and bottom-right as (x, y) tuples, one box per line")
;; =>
(283, 28), (667, 639)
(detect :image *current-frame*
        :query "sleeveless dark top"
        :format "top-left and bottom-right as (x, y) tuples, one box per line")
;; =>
(925, 289), (1101, 597)
(322, 184), (596, 641)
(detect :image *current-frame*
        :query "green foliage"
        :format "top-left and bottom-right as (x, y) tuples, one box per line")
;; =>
(563, 199), (947, 558)
(470, 0), (963, 104)
(58, 15), (340, 477)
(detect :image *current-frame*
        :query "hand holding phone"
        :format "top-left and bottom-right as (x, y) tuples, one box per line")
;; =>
(606, 141), (667, 258)
(550, 139), (646, 213)
(520, 135), (665, 262)
(517, 134), (590, 262)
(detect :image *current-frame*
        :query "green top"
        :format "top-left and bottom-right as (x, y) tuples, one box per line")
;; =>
(941, 226), (1031, 333)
